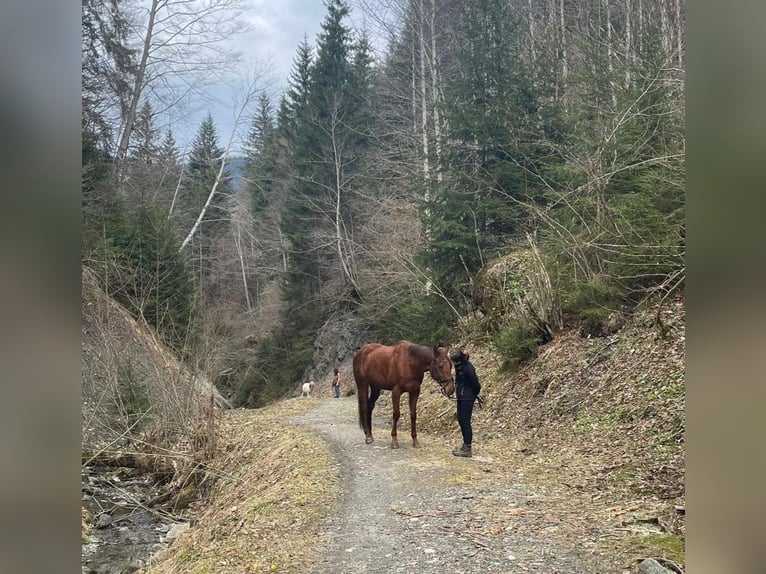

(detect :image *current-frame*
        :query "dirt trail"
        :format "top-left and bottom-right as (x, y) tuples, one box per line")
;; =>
(293, 396), (618, 574)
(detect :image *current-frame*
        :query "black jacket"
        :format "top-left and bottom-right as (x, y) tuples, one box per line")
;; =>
(455, 361), (481, 401)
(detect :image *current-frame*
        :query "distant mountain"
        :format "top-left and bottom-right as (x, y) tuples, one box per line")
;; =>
(227, 155), (246, 190)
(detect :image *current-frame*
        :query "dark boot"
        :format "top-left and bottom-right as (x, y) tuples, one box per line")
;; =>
(452, 444), (472, 457)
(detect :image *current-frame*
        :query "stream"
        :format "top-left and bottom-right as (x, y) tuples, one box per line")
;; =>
(81, 465), (189, 574)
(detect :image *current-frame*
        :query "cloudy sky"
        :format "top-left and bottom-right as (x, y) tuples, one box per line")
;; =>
(168, 0), (325, 154)
(173, 0), (390, 158)
(177, 0), (388, 157)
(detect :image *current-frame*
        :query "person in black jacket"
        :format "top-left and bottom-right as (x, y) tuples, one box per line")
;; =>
(449, 349), (481, 457)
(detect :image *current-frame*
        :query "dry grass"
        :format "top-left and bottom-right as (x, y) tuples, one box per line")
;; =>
(146, 398), (338, 574)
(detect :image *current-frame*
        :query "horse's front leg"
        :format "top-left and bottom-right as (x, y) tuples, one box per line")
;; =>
(390, 387), (402, 449)
(409, 389), (421, 448)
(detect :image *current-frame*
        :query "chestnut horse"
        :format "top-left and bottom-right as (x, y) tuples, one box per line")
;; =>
(353, 341), (455, 449)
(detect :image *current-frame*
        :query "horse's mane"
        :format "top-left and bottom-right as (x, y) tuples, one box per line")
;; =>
(404, 341), (434, 363)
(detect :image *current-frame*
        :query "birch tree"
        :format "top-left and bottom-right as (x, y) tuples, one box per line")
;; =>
(112, 0), (246, 182)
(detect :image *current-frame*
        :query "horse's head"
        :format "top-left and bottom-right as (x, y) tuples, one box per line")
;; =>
(430, 347), (455, 398)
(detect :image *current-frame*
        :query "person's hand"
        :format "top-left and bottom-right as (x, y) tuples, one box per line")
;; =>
(476, 395), (484, 408)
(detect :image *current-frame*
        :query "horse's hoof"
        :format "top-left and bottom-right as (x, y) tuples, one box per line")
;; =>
(412, 442), (421, 449)
(391, 443), (399, 449)
(365, 437), (374, 444)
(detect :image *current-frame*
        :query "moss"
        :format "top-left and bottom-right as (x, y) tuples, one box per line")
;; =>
(632, 533), (685, 565)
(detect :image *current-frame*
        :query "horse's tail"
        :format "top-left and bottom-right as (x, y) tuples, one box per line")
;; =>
(353, 346), (367, 429)
(356, 381), (368, 429)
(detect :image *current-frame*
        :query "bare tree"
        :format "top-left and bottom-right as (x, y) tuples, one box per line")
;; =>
(179, 73), (264, 251)
(113, 0), (246, 181)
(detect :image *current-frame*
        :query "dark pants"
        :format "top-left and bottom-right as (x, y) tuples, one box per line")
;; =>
(333, 385), (340, 398)
(457, 398), (476, 445)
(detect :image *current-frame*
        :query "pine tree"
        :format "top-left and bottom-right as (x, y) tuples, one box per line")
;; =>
(179, 113), (232, 287)
(108, 205), (197, 353)
(283, 35), (314, 138)
(281, 0), (374, 308)
(156, 127), (181, 212)
(131, 101), (160, 166)
(244, 93), (277, 213)
(427, 0), (542, 298)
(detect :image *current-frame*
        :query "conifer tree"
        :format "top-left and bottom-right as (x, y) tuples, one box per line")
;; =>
(282, 0), (372, 302)
(283, 35), (314, 138)
(180, 113), (232, 288)
(156, 127), (181, 212)
(131, 101), (160, 166)
(244, 93), (277, 213)
(427, 0), (542, 298)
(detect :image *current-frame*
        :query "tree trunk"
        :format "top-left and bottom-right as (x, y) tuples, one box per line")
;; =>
(559, 0), (568, 98)
(330, 108), (359, 293)
(528, 0), (537, 66)
(660, 0), (671, 57)
(114, 0), (160, 181)
(180, 79), (258, 251)
(604, 0), (616, 108)
(625, 0), (632, 89)
(411, 0), (418, 134)
(675, 0), (683, 68)
(429, 0), (442, 182)
(233, 218), (252, 311)
(419, 0), (430, 184)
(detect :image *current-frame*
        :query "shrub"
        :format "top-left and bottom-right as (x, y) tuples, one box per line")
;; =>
(560, 278), (623, 337)
(111, 361), (150, 431)
(492, 321), (540, 370)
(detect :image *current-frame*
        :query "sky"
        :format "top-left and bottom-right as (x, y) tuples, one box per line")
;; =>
(175, 0), (391, 157)
(177, 0), (328, 156)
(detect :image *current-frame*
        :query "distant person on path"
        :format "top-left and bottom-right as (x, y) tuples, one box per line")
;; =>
(331, 368), (341, 398)
(450, 349), (481, 457)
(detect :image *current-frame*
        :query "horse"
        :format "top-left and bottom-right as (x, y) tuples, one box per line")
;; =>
(353, 341), (455, 449)
(301, 381), (315, 397)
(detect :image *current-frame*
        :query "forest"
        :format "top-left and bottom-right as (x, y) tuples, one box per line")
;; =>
(82, 0), (684, 452)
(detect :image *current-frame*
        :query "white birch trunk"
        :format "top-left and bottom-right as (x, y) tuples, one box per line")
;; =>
(675, 0), (683, 68)
(114, 0), (159, 179)
(233, 218), (252, 311)
(660, 0), (671, 58)
(528, 0), (537, 67)
(411, 0), (418, 134)
(180, 80), (258, 251)
(429, 0), (442, 183)
(560, 0), (568, 96)
(179, 151), (230, 251)
(605, 0), (616, 108)
(625, 0), (632, 89)
(330, 110), (358, 292)
(419, 0), (430, 184)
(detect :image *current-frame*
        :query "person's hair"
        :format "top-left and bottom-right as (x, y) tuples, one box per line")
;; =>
(334, 368), (339, 374)
(449, 349), (469, 365)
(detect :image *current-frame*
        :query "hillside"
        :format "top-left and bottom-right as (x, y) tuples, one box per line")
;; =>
(133, 293), (684, 573)
(81, 266), (228, 454)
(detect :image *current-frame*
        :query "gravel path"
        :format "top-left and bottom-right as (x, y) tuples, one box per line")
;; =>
(293, 396), (617, 574)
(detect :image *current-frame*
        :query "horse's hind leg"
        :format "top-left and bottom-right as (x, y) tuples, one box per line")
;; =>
(409, 390), (421, 448)
(357, 381), (374, 444)
(390, 387), (402, 449)
(366, 386), (381, 444)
